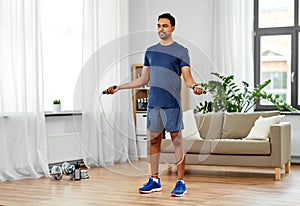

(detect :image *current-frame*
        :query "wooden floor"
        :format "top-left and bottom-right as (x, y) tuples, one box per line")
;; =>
(1, 161), (300, 206)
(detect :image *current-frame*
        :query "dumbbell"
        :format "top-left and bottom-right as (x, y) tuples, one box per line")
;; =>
(49, 165), (63, 180)
(62, 162), (75, 178)
(81, 170), (89, 179)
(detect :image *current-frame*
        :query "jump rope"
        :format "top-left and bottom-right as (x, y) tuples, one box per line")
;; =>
(100, 86), (208, 173)
(76, 84), (210, 177)
(78, 85), (220, 181)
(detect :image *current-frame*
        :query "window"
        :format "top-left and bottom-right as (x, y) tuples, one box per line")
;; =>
(40, 0), (83, 111)
(254, 0), (299, 110)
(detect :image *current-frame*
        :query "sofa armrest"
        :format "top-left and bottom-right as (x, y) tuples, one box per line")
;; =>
(269, 122), (291, 167)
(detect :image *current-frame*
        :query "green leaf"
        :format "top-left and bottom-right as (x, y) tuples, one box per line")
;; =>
(194, 73), (297, 114)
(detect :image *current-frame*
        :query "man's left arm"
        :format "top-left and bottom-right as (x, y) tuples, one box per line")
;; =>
(181, 66), (204, 95)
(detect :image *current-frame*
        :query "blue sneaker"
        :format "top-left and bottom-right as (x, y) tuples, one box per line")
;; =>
(170, 180), (187, 197)
(138, 177), (162, 194)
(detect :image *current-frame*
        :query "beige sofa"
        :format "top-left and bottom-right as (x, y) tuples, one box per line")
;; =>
(159, 111), (291, 180)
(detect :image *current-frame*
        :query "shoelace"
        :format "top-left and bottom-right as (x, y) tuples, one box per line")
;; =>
(143, 178), (152, 186)
(175, 181), (184, 189)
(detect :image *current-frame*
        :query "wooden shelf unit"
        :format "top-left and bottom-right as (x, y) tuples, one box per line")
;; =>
(132, 64), (149, 125)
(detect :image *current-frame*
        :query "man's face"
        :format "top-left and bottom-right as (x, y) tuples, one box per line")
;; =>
(157, 18), (175, 40)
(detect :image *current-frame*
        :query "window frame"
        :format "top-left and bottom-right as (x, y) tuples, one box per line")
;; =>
(254, 0), (300, 111)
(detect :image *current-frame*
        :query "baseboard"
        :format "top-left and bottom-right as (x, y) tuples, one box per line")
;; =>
(48, 159), (84, 168)
(291, 156), (300, 163)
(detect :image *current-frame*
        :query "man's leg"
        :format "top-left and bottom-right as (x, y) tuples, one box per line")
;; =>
(170, 131), (187, 197)
(138, 130), (163, 194)
(149, 130), (163, 178)
(170, 131), (185, 180)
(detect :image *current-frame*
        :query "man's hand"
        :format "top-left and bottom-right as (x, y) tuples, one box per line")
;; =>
(102, 85), (119, 94)
(193, 84), (205, 95)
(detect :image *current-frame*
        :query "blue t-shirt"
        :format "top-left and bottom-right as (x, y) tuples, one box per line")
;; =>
(144, 42), (190, 108)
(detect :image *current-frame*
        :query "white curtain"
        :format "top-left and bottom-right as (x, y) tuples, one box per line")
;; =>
(74, 0), (138, 168)
(0, 0), (49, 181)
(207, 0), (254, 86)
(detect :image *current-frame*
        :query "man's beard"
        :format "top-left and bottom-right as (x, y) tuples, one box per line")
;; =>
(158, 31), (170, 40)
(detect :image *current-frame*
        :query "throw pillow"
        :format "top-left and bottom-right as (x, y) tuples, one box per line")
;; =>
(244, 115), (285, 140)
(221, 112), (261, 139)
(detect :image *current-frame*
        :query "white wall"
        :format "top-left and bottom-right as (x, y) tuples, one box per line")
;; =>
(128, 0), (211, 50)
(283, 115), (300, 162)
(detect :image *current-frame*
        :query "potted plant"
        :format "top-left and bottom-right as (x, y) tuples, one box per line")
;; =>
(53, 99), (61, 113)
(195, 73), (298, 114)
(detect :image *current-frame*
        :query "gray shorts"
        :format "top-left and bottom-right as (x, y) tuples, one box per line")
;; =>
(147, 107), (183, 132)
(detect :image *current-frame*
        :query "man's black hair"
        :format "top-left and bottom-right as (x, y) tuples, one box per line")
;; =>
(158, 13), (175, 27)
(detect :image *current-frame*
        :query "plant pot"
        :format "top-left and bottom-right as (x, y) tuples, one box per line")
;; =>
(53, 104), (61, 113)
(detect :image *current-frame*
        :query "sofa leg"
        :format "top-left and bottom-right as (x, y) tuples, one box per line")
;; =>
(285, 161), (291, 173)
(275, 168), (281, 181)
(167, 164), (172, 173)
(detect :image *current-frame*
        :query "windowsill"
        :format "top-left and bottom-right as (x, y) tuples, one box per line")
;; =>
(255, 109), (300, 116)
(44, 110), (82, 117)
(280, 111), (300, 116)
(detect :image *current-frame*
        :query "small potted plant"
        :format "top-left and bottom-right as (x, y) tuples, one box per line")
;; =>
(53, 99), (61, 113)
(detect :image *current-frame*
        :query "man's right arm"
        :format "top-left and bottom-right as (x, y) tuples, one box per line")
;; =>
(105, 66), (150, 94)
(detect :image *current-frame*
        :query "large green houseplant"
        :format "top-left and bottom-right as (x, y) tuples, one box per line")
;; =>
(194, 73), (298, 114)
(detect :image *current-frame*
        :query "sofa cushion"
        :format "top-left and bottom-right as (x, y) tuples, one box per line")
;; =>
(194, 112), (224, 139)
(221, 111), (280, 139)
(244, 115), (285, 140)
(210, 139), (270, 155)
(161, 139), (210, 154)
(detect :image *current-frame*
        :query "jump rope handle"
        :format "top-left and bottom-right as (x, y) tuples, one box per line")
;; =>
(102, 85), (117, 94)
(192, 84), (207, 94)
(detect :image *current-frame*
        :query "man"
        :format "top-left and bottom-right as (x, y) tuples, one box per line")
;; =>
(105, 13), (204, 197)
